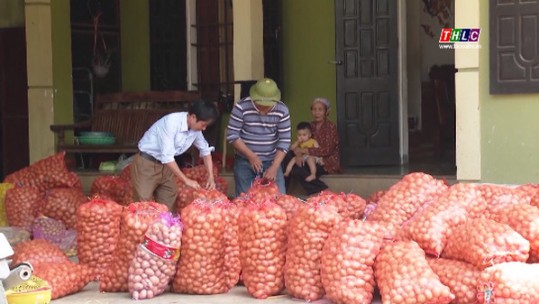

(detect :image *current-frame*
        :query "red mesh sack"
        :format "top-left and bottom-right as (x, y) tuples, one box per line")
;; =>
(247, 177), (280, 200)
(366, 190), (386, 203)
(274, 194), (304, 221)
(238, 200), (287, 299)
(90, 175), (133, 206)
(405, 183), (487, 256)
(11, 238), (69, 265)
(442, 218), (529, 268)
(33, 261), (95, 299)
(183, 164), (219, 181)
(99, 201), (168, 292)
(128, 212), (183, 300)
(485, 203), (539, 262)
(5, 186), (43, 230)
(285, 203), (342, 301)
(76, 198), (123, 276)
(321, 220), (386, 304)
(174, 187), (228, 213)
(4, 152), (80, 191)
(309, 190), (366, 220)
(119, 164), (132, 181)
(42, 187), (88, 228)
(427, 257), (481, 304)
(215, 176), (228, 195)
(374, 241), (454, 304)
(171, 199), (233, 294)
(477, 262), (539, 303)
(223, 202), (241, 289)
(367, 172), (448, 237)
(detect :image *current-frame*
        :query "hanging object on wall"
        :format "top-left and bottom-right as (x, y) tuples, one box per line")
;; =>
(90, 3), (112, 78)
(420, 0), (453, 39)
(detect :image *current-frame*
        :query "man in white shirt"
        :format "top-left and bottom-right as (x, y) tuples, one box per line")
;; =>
(131, 100), (219, 210)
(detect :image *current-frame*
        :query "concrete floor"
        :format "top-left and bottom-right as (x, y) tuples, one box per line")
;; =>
(51, 282), (383, 303)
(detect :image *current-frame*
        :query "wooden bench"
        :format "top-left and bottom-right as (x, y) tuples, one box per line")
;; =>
(50, 91), (201, 166)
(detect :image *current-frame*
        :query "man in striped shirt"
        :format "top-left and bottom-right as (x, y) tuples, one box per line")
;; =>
(227, 78), (291, 196)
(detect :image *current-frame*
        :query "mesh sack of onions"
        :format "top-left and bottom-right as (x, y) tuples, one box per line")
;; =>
(5, 186), (43, 230)
(11, 238), (70, 265)
(118, 164), (131, 181)
(33, 260), (95, 299)
(479, 183), (533, 205)
(215, 176), (228, 195)
(274, 194), (304, 221)
(100, 201), (168, 292)
(247, 177), (280, 201)
(222, 201), (241, 289)
(4, 152), (81, 191)
(367, 172), (448, 237)
(32, 216), (76, 253)
(238, 200), (287, 299)
(76, 197), (123, 275)
(41, 187), (88, 229)
(285, 203), (342, 301)
(182, 164), (220, 182)
(442, 218), (529, 268)
(405, 183), (487, 256)
(90, 175), (133, 206)
(310, 190), (366, 220)
(374, 241), (455, 304)
(128, 212), (183, 300)
(320, 220), (385, 304)
(427, 257), (482, 304)
(175, 182), (228, 212)
(366, 190), (386, 204)
(484, 202), (539, 262)
(477, 262), (539, 303)
(0, 183), (14, 226)
(171, 198), (234, 294)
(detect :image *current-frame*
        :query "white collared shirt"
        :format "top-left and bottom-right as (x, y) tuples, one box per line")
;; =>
(138, 112), (214, 163)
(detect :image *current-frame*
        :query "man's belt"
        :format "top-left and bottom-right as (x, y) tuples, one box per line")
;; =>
(139, 151), (161, 164)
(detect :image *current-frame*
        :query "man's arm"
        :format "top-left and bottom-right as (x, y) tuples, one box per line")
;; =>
(231, 138), (262, 173)
(201, 154), (215, 189)
(164, 161), (200, 189)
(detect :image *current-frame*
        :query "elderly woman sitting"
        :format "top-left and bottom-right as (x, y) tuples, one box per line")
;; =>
(283, 97), (340, 195)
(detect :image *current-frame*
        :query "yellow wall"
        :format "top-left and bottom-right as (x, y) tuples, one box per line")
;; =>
(477, 2), (539, 184)
(26, 0), (73, 162)
(120, 0), (150, 91)
(455, 0), (480, 180)
(0, 0), (24, 28)
(281, 0), (336, 130)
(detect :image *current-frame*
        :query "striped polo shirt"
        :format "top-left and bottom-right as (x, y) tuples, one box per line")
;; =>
(227, 97), (291, 161)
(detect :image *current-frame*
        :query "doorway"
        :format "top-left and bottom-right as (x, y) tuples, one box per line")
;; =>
(334, 0), (456, 176)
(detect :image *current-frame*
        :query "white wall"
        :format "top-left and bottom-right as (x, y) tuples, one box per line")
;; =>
(407, 0), (454, 130)
(419, 1), (454, 81)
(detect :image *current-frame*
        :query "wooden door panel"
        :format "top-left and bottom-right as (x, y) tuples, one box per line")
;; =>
(336, 0), (399, 166)
(0, 27), (29, 178)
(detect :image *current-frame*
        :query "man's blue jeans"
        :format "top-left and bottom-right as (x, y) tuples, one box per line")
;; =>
(233, 155), (286, 197)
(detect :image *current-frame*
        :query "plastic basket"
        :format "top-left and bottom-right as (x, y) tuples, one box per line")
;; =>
(6, 276), (51, 304)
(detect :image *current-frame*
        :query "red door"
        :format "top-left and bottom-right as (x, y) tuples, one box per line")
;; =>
(0, 27), (29, 179)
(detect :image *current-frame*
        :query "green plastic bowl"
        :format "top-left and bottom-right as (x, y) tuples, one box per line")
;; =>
(77, 135), (116, 145)
(79, 131), (114, 137)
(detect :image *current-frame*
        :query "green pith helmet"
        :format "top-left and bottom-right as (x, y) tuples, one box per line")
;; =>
(249, 78), (281, 106)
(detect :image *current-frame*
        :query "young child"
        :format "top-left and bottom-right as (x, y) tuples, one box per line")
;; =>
(284, 122), (324, 182)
